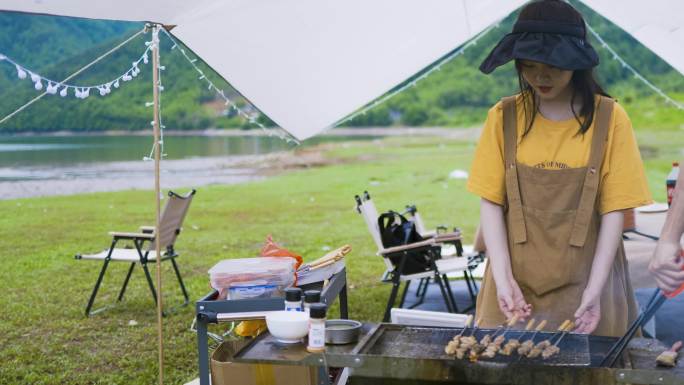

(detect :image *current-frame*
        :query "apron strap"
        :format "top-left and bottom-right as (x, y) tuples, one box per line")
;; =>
(502, 96), (527, 244)
(569, 96), (614, 247)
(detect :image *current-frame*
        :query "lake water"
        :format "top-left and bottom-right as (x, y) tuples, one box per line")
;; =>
(0, 134), (337, 168)
(0, 134), (370, 178)
(0, 134), (376, 198)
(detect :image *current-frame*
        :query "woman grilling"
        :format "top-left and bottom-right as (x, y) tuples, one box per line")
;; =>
(467, 0), (651, 336)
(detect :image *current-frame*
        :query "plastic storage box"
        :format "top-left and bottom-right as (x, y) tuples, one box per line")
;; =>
(208, 257), (296, 300)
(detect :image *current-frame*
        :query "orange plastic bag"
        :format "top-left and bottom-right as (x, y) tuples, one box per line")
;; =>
(260, 235), (303, 270)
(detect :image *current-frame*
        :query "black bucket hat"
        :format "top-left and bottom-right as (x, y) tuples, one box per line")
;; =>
(479, 19), (599, 74)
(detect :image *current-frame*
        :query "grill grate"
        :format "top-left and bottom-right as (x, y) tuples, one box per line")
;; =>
(359, 325), (590, 366)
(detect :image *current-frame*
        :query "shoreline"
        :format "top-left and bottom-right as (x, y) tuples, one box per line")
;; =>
(0, 126), (479, 138)
(0, 147), (352, 200)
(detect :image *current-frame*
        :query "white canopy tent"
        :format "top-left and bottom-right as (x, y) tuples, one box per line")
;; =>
(3, 0), (682, 140)
(0, 1), (525, 140)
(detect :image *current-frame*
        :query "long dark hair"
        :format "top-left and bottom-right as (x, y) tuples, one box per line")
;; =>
(515, 0), (610, 137)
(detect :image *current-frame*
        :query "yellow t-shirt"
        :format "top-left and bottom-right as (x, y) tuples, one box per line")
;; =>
(467, 95), (652, 214)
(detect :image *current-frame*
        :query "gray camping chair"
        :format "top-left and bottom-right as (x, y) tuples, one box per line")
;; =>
(76, 189), (196, 316)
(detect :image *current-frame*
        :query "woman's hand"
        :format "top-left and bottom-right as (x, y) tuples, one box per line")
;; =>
(648, 241), (684, 293)
(496, 276), (532, 321)
(574, 290), (601, 334)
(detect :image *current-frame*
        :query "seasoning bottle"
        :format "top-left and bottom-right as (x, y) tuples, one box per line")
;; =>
(284, 288), (303, 312)
(667, 162), (679, 207)
(303, 290), (321, 314)
(307, 303), (327, 353)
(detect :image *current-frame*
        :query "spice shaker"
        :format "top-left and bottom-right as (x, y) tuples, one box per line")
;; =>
(303, 290), (321, 314)
(284, 287), (303, 312)
(307, 303), (327, 353)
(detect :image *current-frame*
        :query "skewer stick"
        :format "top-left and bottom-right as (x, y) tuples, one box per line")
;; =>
(498, 314), (520, 339)
(528, 319), (547, 341)
(490, 314), (518, 340)
(549, 320), (571, 343)
(457, 315), (474, 338)
(467, 318), (482, 337)
(553, 321), (575, 347)
(517, 318), (536, 341)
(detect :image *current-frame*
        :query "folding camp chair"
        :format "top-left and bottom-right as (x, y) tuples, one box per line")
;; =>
(404, 203), (482, 305)
(76, 189), (196, 316)
(355, 191), (473, 322)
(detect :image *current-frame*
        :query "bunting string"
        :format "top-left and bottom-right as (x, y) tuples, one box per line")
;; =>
(0, 28), (148, 126)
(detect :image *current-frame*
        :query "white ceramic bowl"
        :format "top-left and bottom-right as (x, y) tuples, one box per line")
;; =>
(265, 310), (309, 343)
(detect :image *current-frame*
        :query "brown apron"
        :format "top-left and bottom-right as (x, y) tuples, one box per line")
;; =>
(475, 96), (639, 337)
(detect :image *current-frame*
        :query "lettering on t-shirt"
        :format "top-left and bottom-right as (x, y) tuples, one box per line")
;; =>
(532, 161), (570, 169)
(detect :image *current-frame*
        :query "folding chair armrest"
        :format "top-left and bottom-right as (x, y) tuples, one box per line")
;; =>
(380, 239), (436, 255)
(432, 232), (461, 243)
(109, 231), (155, 240)
(139, 226), (155, 234)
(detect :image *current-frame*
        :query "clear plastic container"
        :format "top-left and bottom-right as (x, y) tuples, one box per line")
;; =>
(208, 257), (296, 300)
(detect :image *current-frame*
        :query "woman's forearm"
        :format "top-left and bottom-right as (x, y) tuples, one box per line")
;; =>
(585, 211), (624, 295)
(480, 198), (514, 282)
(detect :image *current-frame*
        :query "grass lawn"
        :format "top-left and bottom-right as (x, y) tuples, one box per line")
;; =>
(0, 130), (680, 384)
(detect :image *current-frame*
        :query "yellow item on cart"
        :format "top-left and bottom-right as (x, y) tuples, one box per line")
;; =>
(235, 320), (267, 337)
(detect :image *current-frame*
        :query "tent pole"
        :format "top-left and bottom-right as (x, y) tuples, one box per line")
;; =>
(150, 24), (165, 385)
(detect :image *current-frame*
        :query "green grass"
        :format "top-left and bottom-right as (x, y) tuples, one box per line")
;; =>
(0, 131), (679, 384)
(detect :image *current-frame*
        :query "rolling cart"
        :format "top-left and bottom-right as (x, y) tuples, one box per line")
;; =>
(195, 267), (349, 385)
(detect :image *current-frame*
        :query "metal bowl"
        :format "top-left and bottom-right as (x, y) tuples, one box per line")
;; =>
(325, 319), (362, 345)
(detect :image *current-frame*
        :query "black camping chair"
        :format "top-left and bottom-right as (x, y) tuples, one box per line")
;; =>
(75, 189), (195, 316)
(355, 191), (476, 322)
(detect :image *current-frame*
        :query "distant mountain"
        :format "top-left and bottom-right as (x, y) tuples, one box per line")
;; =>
(0, 11), (258, 133)
(1, 1), (682, 133)
(342, 0), (684, 129)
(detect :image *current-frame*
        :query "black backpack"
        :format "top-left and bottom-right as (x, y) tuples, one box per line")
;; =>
(377, 211), (434, 274)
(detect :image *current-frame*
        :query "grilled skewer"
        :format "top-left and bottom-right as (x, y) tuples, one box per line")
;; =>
(542, 321), (574, 359)
(501, 318), (535, 356)
(528, 320), (570, 359)
(517, 319), (547, 357)
(453, 318), (480, 359)
(481, 315), (519, 359)
(445, 315), (473, 355)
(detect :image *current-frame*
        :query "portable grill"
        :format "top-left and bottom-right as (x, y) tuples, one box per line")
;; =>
(360, 325), (590, 366)
(229, 323), (684, 385)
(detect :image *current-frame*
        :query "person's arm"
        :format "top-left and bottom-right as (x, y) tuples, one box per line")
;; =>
(480, 198), (532, 320)
(574, 210), (624, 334)
(649, 163), (684, 292)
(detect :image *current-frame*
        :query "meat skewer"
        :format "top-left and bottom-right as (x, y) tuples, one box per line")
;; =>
(470, 318), (504, 362)
(542, 321), (574, 359)
(527, 320), (570, 359)
(480, 315), (519, 359)
(501, 318), (536, 356)
(517, 319), (547, 358)
(445, 314), (473, 355)
(454, 318), (480, 359)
